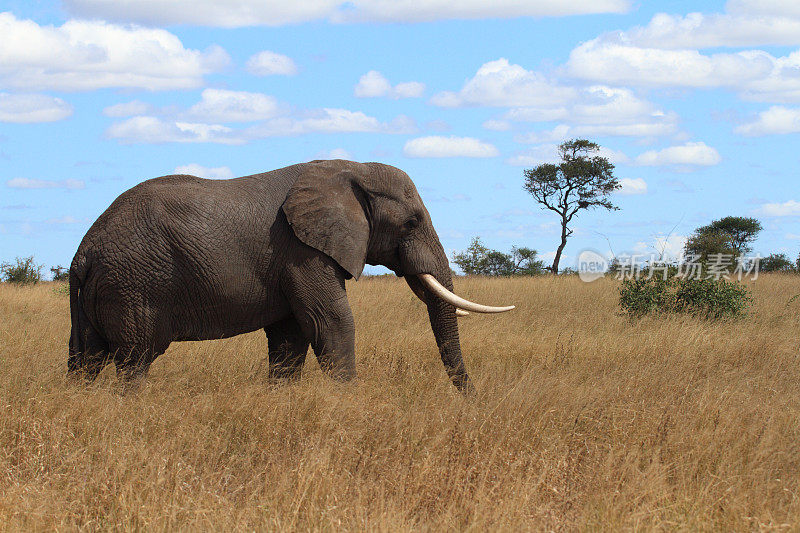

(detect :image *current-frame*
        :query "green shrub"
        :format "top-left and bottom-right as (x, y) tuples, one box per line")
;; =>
(53, 283), (70, 295)
(619, 274), (751, 319)
(618, 276), (676, 318)
(673, 277), (752, 319)
(51, 265), (69, 281)
(1, 256), (43, 285)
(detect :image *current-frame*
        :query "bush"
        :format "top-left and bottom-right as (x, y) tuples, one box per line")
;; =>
(51, 265), (69, 281)
(619, 274), (751, 319)
(1, 256), (43, 285)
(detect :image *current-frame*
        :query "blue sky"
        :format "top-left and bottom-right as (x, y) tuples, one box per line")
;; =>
(2, 0), (800, 275)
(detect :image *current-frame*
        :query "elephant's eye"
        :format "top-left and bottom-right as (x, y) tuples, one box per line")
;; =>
(403, 217), (419, 231)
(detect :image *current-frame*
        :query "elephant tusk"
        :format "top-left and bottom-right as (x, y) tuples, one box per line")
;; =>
(417, 274), (515, 314)
(408, 275), (470, 317)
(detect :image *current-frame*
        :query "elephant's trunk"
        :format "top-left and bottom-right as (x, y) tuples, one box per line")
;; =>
(406, 266), (473, 393)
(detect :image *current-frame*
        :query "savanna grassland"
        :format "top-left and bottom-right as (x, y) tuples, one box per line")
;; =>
(1, 275), (800, 531)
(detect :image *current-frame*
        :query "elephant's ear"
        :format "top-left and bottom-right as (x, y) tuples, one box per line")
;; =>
(282, 170), (370, 280)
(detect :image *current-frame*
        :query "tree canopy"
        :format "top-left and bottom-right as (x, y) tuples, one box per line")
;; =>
(684, 216), (763, 261)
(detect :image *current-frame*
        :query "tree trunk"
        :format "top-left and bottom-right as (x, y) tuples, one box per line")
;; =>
(551, 221), (569, 274)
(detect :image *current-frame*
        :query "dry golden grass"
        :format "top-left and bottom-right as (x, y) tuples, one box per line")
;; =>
(2, 274), (800, 531)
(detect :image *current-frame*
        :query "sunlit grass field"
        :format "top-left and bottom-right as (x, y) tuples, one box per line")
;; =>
(2, 274), (800, 530)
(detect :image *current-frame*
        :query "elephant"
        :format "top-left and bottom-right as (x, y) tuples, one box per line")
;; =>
(67, 159), (514, 391)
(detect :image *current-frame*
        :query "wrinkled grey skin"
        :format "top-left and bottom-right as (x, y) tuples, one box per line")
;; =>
(68, 160), (472, 391)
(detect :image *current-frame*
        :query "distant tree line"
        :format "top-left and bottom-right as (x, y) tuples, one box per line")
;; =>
(0, 257), (69, 284)
(683, 216), (798, 273)
(605, 215), (799, 276)
(453, 215), (800, 277)
(452, 238), (545, 276)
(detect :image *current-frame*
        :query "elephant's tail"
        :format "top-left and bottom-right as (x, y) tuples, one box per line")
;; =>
(68, 254), (88, 366)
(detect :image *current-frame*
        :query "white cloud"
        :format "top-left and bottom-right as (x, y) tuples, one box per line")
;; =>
(103, 100), (153, 117)
(64, 0), (630, 27)
(105, 90), (286, 124)
(516, 122), (677, 142)
(574, 122), (679, 138)
(598, 146), (631, 165)
(0, 12), (228, 91)
(174, 164), (234, 179)
(566, 15), (800, 102)
(6, 177), (85, 189)
(315, 148), (355, 160)
(63, 0), (342, 27)
(567, 38), (775, 89)
(610, 12), (800, 49)
(635, 142), (721, 167)
(105, 88), (416, 144)
(403, 136), (499, 158)
(355, 70), (391, 97)
(727, 0), (800, 19)
(482, 119), (511, 131)
(756, 200), (800, 216)
(505, 144), (559, 166)
(246, 50), (298, 76)
(250, 109), (416, 136)
(431, 58), (577, 108)
(107, 107), (414, 144)
(494, 84), (679, 139)
(515, 124), (572, 143)
(617, 177), (647, 195)
(354, 71), (424, 99)
(540, 250), (557, 264)
(564, 86), (666, 125)
(0, 93), (72, 123)
(425, 119), (450, 131)
(394, 81), (426, 98)
(339, 0), (630, 23)
(433, 59), (681, 140)
(735, 106), (800, 135)
(186, 89), (283, 122)
(516, 121), (675, 144)
(106, 116), (241, 144)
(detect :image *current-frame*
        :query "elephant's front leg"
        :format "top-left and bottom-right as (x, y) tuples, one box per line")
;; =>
(265, 316), (310, 382)
(285, 268), (356, 382)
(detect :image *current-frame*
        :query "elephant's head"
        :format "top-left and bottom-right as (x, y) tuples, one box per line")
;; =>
(283, 159), (514, 391)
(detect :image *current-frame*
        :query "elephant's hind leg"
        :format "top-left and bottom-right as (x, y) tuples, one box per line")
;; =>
(101, 296), (172, 387)
(112, 342), (169, 387)
(68, 313), (112, 382)
(265, 316), (310, 382)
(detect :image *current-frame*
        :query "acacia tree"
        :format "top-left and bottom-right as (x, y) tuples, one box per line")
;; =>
(523, 139), (620, 273)
(684, 216), (762, 261)
(759, 253), (795, 272)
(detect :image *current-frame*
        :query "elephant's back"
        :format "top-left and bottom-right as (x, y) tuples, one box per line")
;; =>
(74, 172), (291, 340)
(82, 174), (276, 247)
